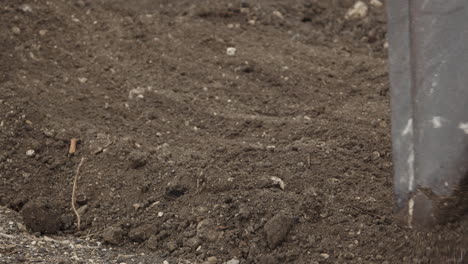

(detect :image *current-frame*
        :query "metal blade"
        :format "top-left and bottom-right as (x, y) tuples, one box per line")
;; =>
(387, 0), (468, 228)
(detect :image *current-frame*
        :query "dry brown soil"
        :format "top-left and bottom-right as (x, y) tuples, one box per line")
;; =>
(1, 0), (467, 263)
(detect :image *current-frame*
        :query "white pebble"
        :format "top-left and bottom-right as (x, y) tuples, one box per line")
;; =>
(345, 1), (368, 20)
(370, 0), (383, 7)
(78, 77), (88, 83)
(158, 212), (164, 217)
(26, 149), (35, 157)
(20, 4), (33, 13)
(226, 47), (236, 56)
(226, 259), (240, 264)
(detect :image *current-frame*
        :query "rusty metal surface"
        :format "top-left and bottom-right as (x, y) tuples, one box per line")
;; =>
(386, 0), (468, 228)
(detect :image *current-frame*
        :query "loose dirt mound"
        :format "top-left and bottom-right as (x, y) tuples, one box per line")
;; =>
(1, 0), (466, 263)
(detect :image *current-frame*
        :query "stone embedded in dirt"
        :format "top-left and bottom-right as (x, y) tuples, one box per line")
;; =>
(263, 211), (295, 249)
(225, 259), (240, 264)
(197, 219), (220, 242)
(76, 204), (88, 216)
(128, 150), (148, 169)
(204, 256), (218, 264)
(145, 234), (159, 250)
(21, 198), (64, 234)
(345, 1), (368, 20)
(270, 176), (285, 190)
(167, 241), (178, 252)
(370, 0), (383, 7)
(102, 226), (125, 245)
(343, 252), (355, 260)
(184, 236), (201, 249)
(128, 225), (151, 242)
(19, 4), (33, 13)
(272, 10), (284, 20)
(26, 149), (35, 157)
(11, 26), (21, 34)
(226, 47), (236, 56)
(77, 77), (88, 84)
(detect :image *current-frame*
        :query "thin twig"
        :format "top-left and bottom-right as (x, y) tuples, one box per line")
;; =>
(72, 157), (85, 230)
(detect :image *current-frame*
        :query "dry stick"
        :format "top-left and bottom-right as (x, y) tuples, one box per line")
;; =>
(72, 157), (85, 230)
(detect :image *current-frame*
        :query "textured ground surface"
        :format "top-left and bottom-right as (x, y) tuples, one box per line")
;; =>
(0, 0), (467, 263)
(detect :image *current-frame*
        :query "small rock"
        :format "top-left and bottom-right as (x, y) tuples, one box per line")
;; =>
(146, 234), (159, 250)
(272, 10), (284, 20)
(320, 253), (330, 259)
(345, 1), (368, 20)
(197, 219), (220, 242)
(270, 176), (285, 190)
(16, 222), (27, 233)
(226, 258), (240, 264)
(264, 211), (295, 249)
(26, 149), (35, 157)
(128, 87), (146, 99)
(184, 237), (201, 249)
(226, 47), (236, 56)
(43, 129), (56, 137)
(76, 204), (88, 216)
(370, 0), (383, 7)
(132, 203), (142, 210)
(167, 241), (178, 252)
(39, 29), (47, 36)
(371, 151), (380, 160)
(11, 26), (21, 34)
(19, 4), (33, 12)
(102, 226), (125, 245)
(78, 77), (88, 83)
(343, 252), (354, 260)
(128, 150), (148, 169)
(128, 226), (150, 242)
(206, 256), (218, 264)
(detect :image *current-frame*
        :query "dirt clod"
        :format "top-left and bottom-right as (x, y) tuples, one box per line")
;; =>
(21, 198), (63, 234)
(197, 219), (220, 242)
(102, 226), (126, 245)
(128, 150), (148, 169)
(128, 225), (151, 243)
(264, 211), (295, 249)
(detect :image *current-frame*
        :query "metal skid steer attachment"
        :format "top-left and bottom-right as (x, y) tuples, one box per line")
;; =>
(386, 1), (468, 228)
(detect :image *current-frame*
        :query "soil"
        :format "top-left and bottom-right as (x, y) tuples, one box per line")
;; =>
(0, 0), (467, 263)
